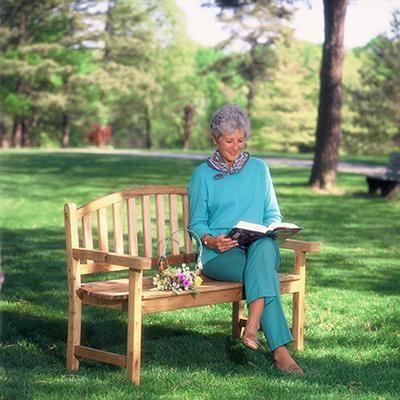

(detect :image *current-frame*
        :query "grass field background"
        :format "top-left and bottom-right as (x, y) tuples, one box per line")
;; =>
(1, 150), (399, 400)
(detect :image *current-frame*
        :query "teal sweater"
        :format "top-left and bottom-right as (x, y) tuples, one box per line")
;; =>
(188, 157), (282, 265)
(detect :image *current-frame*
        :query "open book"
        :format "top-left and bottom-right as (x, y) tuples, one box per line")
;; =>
(227, 220), (302, 249)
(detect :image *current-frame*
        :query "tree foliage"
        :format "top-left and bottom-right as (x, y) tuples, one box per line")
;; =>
(252, 38), (320, 152)
(206, 0), (294, 117)
(0, 0), (100, 146)
(349, 9), (400, 154)
(0, 0), (397, 157)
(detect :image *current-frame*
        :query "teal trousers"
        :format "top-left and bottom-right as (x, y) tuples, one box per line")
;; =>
(203, 237), (293, 351)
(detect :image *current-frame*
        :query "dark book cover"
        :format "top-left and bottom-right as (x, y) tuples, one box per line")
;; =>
(227, 221), (302, 249)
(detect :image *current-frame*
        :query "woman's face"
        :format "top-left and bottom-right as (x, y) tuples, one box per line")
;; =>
(213, 129), (246, 163)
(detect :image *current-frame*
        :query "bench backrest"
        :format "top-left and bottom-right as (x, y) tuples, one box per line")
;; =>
(387, 152), (400, 173)
(64, 186), (195, 276)
(385, 152), (400, 180)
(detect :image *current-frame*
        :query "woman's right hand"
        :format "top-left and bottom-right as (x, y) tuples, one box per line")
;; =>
(207, 235), (238, 252)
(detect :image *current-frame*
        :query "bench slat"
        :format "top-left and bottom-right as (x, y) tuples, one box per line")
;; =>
(141, 195), (152, 257)
(113, 201), (124, 254)
(155, 195), (166, 256)
(82, 214), (93, 251)
(127, 198), (138, 256)
(169, 194), (180, 255)
(81, 214), (93, 264)
(97, 207), (109, 251)
(182, 195), (193, 254)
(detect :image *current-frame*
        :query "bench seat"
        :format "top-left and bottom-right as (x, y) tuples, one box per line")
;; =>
(366, 175), (400, 198)
(77, 274), (300, 313)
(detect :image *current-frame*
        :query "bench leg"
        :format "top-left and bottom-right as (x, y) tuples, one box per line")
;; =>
(232, 301), (245, 339)
(366, 177), (380, 194)
(66, 259), (82, 371)
(381, 181), (399, 198)
(126, 270), (143, 384)
(292, 251), (306, 351)
(292, 291), (305, 351)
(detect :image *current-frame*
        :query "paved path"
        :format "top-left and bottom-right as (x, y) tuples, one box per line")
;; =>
(56, 148), (386, 176)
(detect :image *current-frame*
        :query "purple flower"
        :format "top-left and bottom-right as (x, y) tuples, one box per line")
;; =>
(183, 280), (190, 287)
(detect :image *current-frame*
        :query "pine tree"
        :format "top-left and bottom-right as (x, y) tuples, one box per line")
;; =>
(252, 39), (320, 152)
(87, 0), (186, 149)
(0, 0), (97, 147)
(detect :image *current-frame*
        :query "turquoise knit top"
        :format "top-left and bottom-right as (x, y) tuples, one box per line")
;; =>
(188, 157), (282, 265)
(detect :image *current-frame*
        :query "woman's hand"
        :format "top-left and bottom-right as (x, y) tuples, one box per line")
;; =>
(207, 235), (238, 252)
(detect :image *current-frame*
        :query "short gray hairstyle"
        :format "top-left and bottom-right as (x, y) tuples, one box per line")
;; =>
(210, 104), (250, 138)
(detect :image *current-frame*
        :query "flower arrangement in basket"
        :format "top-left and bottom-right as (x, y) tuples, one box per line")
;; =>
(152, 229), (204, 295)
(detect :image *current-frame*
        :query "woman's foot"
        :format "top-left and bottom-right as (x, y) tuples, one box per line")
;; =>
(273, 346), (304, 376)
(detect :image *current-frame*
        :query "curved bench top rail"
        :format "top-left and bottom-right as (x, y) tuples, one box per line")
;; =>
(76, 185), (187, 218)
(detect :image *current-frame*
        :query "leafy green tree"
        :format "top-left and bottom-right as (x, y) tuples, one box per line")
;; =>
(350, 9), (400, 154)
(0, 0), (98, 147)
(190, 46), (248, 150)
(206, 0), (294, 117)
(92, 0), (188, 149)
(140, 5), (209, 150)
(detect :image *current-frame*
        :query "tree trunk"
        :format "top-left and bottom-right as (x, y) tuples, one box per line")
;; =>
(309, 0), (348, 190)
(144, 106), (152, 149)
(21, 118), (31, 147)
(247, 83), (255, 119)
(0, 123), (9, 148)
(182, 104), (195, 150)
(61, 113), (70, 147)
(12, 120), (22, 148)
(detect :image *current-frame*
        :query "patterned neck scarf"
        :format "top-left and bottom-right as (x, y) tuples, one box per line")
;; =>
(207, 150), (250, 180)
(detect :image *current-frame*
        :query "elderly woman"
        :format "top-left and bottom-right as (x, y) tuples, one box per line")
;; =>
(188, 104), (303, 376)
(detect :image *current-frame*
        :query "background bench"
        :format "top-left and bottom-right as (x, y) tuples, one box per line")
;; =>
(366, 152), (400, 198)
(65, 185), (320, 384)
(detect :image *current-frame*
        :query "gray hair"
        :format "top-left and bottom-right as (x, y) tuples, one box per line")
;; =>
(210, 104), (250, 138)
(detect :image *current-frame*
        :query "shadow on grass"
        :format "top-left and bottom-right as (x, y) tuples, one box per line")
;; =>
(2, 308), (400, 399)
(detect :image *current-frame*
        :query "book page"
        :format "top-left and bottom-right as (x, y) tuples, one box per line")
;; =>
(267, 222), (300, 232)
(235, 220), (268, 233)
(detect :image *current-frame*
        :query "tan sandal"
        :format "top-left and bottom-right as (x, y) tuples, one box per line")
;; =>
(240, 336), (260, 351)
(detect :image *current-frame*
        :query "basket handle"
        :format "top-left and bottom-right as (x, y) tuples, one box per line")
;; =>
(157, 228), (203, 270)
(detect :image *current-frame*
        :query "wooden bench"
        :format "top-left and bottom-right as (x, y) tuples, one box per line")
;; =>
(65, 185), (320, 384)
(366, 152), (400, 198)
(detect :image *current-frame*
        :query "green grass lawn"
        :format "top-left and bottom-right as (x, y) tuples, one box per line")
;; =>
(1, 150), (399, 400)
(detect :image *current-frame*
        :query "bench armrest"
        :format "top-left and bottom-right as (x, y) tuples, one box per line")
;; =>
(72, 247), (152, 271)
(280, 239), (321, 253)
